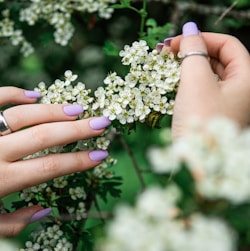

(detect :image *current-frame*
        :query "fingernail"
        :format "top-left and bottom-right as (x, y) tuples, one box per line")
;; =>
(63, 104), (83, 116)
(89, 116), (111, 130)
(182, 22), (199, 37)
(24, 90), (41, 98)
(89, 150), (109, 162)
(164, 37), (173, 46)
(30, 208), (51, 223)
(156, 43), (164, 52)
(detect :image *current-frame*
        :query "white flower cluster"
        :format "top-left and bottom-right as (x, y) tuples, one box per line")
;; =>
(20, 183), (47, 204)
(19, 0), (116, 46)
(148, 117), (250, 204)
(34, 70), (115, 178)
(0, 0), (116, 54)
(69, 186), (86, 200)
(67, 201), (86, 221)
(96, 186), (236, 251)
(20, 224), (72, 251)
(93, 40), (180, 124)
(0, 10), (34, 56)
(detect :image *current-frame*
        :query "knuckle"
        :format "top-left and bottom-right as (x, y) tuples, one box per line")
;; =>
(6, 225), (19, 238)
(0, 220), (20, 238)
(71, 120), (87, 138)
(30, 125), (50, 149)
(74, 152), (88, 171)
(42, 155), (60, 175)
(4, 107), (21, 130)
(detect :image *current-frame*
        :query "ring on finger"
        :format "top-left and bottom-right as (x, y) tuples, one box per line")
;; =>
(0, 111), (12, 136)
(179, 51), (209, 61)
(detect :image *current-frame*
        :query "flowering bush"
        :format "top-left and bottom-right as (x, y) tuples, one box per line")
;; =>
(16, 40), (180, 250)
(1, 0), (250, 251)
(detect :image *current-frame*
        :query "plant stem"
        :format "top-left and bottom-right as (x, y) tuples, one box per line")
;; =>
(139, 0), (148, 38)
(119, 135), (146, 191)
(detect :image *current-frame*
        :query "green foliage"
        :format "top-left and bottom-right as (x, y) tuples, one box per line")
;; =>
(141, 18), (174, 48)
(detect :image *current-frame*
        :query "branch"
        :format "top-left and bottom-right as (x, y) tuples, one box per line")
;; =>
(119, 135), (146, 191)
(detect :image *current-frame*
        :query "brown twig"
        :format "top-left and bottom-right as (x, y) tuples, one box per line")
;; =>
(119, 135), (146, 191)
(214, 0), (239, 26)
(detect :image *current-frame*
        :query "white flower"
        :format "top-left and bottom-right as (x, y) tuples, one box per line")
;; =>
(64, 70), (78, 85)
(103, 102), (123, 120)
(53, 176), (68, 188)
(96, 137), (110, 150)
(69, 186), (86, 200)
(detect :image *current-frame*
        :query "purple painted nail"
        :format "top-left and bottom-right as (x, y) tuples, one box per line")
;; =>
(89, 116), (111, 130)
(24, 90), (41, 98)
(89, 150), (109, 162)
(63, 104), (83, 116)
(182, 22), (199, 37)
(30, 208), (51, 223)
(164, 37), (173, 46)
(156, 43), (164, 52)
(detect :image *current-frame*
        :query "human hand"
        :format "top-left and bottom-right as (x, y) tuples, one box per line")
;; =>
(0, 86), (110, 237)
(157, 22), (250, 138)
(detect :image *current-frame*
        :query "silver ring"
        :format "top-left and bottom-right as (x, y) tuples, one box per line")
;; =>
(180, 51), (209, 61)
(0, 111), (12, 136)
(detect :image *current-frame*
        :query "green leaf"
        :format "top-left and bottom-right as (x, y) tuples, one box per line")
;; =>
(103, 40), (120, 57)
(141, 19), (174, 48)
(120, 0), (131, 6)
(98, 179), (122, 202)
(145, 18), (157, 28)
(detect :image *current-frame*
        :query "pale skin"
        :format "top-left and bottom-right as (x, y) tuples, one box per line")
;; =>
(164, 25), (250, 138)
(0, 86), (108, 237)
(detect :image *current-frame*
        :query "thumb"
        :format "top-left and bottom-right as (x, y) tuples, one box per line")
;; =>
(172, 22), (221, 138)
(179, 22), (218, 93)
(0, 206), (51, 237)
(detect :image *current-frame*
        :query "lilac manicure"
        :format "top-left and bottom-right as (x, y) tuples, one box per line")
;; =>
(89, 116), (111, 130)
(89, 150), (109, 162)
(24, 90), (41, 98)
(182, 21), (199, 37)
(164, 37), (173, 46)
(156, 43), (164, 52)
(30, 208), (51, 223)
(63, 104), (83, 116)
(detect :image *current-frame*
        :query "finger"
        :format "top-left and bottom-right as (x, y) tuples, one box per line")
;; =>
(171, 32), (250, 82)
(209, 57), (225, 79)
(0, 87), (41, 107)
(199, 32), (250, 83)
(179, 22), (218, 91)
(1, 150), (108, 197)
(0, 205), (45, 237)
(1, 116), (111, 161)
(171, 22), (221, 138)
(3, 103), (83, 132)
